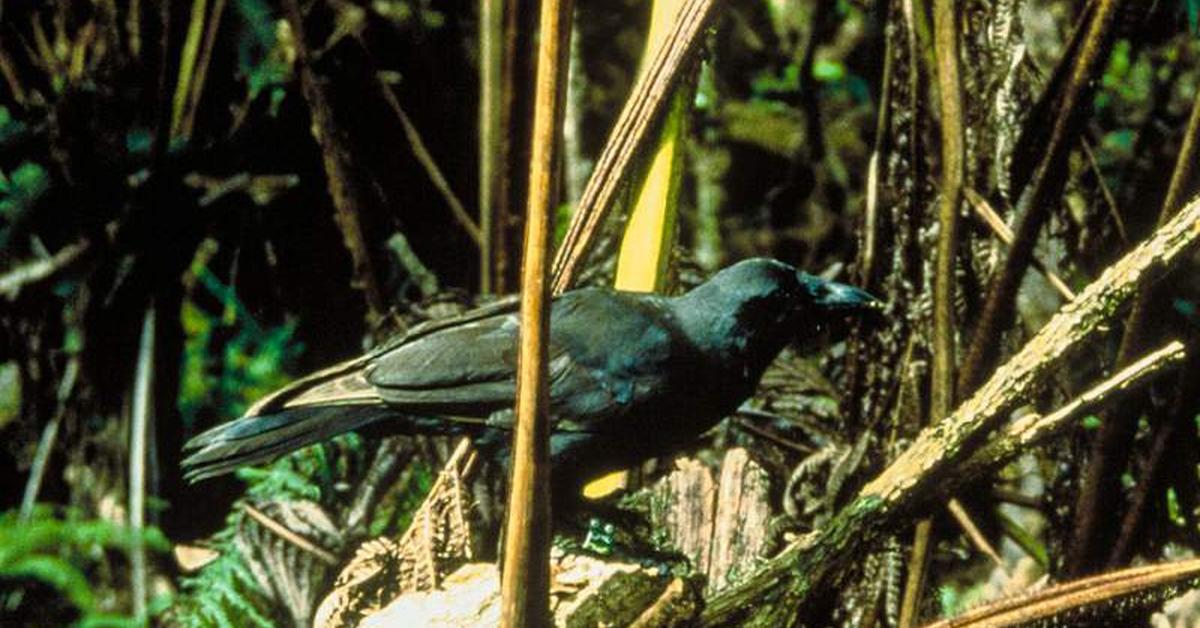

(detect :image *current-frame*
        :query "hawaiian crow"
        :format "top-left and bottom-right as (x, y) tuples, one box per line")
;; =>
(182, 258), (880, 499)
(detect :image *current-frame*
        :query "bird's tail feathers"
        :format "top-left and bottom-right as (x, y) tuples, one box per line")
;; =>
(182, 405), (491, 482)
(182, 405), (394, 482)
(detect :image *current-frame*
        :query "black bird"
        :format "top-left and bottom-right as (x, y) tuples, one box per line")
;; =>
(182, 258), (880, 500)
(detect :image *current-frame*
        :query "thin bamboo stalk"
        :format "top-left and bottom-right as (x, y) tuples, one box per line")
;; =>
(129, 304), (156, 620)
(479, 0), (504, 292)
(499, 0), (572, 624)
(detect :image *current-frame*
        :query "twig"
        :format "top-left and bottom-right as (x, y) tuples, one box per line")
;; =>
(343, 437), (406, 534)
(1106, 403), (1177, 566)
(500, 0), (571, 624)
(1108, 348), (1200, 567)
(900, 518), (934, 628)
(19, 358), (78, 520)
(0, 39), (26, 106)
(396, 439), (478, 548)
(550, 0), (719, 294)
(127, 0), (141, 57)
(0, 240), (90, 301)
(370, 68), (483, 246)
(489, 0), (529, 295)
(129, 304), (156, 620)
(170, 0), (209, 139)
(919, 558), (1200, 628)
(964, 189), (1075, 301)
(1079, 138), (1129, 245)
(900, 0), (964, 623)
(991, 487), (1042, 511)
(243, 503), (338, 565)
(733, 417), (815, 455)
(178, 0), (227, 139)
(947, 499), (1007, 574)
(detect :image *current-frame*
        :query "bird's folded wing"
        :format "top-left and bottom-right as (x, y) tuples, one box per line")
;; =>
(367, 310), (532, 414)
(365, 305), (612, 419)
(244, 296), (523, 416)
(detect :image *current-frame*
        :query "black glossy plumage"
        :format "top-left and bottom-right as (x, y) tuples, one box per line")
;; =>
(182, 258), (880, 497)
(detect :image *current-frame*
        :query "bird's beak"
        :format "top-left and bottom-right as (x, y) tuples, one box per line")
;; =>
(810, 278), (884, 314)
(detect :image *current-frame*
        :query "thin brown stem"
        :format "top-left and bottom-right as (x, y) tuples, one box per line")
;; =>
(899, 518), (933, 628)
(947, 499), (1007, 573)
(479, 0), (504, 292)
(371, 69), (483, 246)
(170, 0), (208, 139)
(0, 240), (92, 301)
(178, 0), (226, 139)
(1080, 138), (1129, 245)
(499, 0), (572, 624)
(900, 1), (964, 623)
(964, 189), (1075, 301)
(920, 557), (1200, 628)
(243, 504), (338, 565)
(127, 0), (141, 57)
(282, 0), (386, 325)
(0, 40), (26, 106)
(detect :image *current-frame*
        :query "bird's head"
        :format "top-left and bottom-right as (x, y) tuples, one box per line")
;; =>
(675, 258), (882, 370)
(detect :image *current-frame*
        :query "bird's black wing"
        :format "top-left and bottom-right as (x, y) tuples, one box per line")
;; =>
(366, 289), (680, 425)
(538, 290), (680, 432)
(365, 304), (525, 415)
(242, 295), (524, 416)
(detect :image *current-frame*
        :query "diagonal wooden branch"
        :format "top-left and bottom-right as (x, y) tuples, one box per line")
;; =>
(956, 340), (1185, 487)
(369, 64), (484, 247)
(946, 499), (1006, 574)
(0, 240), (91, 301)
(702, 194), (1200, 626)
(964, 189), (1075, 301)
(920, 557), (1200, 628)
(550, 0), (719, 294)
(243, 503), (338, 566)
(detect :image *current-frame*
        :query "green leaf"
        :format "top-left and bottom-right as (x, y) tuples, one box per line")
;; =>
(1, 554), (95, 612)
(812, 59), (845, 83)
(997, 509), (1049, 569)
(0, 161), (50, 220)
